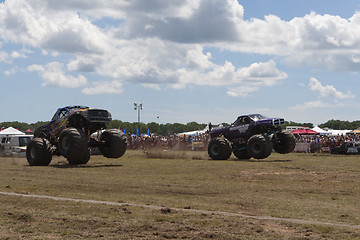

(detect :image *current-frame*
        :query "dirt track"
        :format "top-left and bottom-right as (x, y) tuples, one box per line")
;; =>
(2, 153), (360, 239)
(1, 191), (360, 231)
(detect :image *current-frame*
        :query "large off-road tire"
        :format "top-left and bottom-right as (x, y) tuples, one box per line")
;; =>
(58, 128), (89, 164)
(247, 134), (273, 159)
(99, 129), (127, 158)
(26, 138), (52, 166)
(272, 131), (296, 154)
(233, 148), (251, 160)
(208, 137), (232, 160)
(67, 149), (90, 165)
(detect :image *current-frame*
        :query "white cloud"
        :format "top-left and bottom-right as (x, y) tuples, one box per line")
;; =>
(124, 0), (243, 43)
(0, 0), (109, 54)
(1, 0), (359, 98)
(4, 67), (17, 76)
(185, 46), (213, 69)
(0, 51), (9, 63)
(82, 80), (123, 95)
(227, 86), (259, 98)
(289, 78), (354, 112)
(230, 11), (360, 72)
(141, 83), (161, 90)
(237, 60), (288, 85)
(177, 59), (287, 87)
(10, 49), (29, 59)
(289, 100), (334, 110)
(179, 59), (287, 97)
(308, 77), (355, 99)
(27, 62), (87, 88)
(66, 39), (288, 96)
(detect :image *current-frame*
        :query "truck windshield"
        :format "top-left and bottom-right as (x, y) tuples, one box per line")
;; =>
(249, 114), (267, 121)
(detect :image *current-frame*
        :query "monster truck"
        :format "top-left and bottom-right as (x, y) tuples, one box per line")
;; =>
(26, 106), (127, 166)
(208, 114), (295, 160)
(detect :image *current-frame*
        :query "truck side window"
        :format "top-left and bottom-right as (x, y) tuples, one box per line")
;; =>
(59, 110), (68, 118)
(235, 117), (250, 126)
(233, 118), (242, 126)
(242, 117), (250, 124)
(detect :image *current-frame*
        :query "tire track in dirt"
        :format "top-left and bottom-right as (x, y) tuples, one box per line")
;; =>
(1, 191), (360, 230)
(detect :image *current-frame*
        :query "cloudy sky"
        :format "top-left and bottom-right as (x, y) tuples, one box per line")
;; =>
(1, 0), (360, 125)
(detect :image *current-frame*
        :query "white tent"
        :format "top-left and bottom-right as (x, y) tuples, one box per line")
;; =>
(177, 124), (210, 137)
(328, 129), (353, 136)
(0, 127), (25, 136)
(311, 126), (330, 135)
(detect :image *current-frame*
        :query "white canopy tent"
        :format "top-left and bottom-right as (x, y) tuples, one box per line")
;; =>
(311, 126), (331, 135)
(328, 129), (353, 136)
(311, 126), (353, 136)
(0, 127), (25, 136)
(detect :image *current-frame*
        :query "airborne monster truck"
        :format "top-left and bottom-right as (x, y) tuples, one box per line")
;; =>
(26, 106), (127, 166)
(208, 114), (295, 160)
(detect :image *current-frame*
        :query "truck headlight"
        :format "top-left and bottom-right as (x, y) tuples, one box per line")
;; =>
(80, 111), (88, 117)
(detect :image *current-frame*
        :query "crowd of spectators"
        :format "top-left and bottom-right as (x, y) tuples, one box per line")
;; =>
(294, 134), (360, 153)
(126, 132), (359, 153)
(126, 133), (210, 151)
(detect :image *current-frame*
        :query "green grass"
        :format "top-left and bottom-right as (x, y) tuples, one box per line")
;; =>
(1, 151), (360, 239)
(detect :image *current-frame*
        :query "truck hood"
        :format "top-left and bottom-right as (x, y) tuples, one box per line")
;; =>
(210, 125), (231, 135)
(255, 118), (284, 126)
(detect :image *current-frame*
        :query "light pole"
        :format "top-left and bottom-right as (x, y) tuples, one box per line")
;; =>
(134, 103), (143, 135)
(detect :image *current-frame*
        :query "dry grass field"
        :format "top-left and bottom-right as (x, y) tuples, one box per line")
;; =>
(1, 150), (360, 239)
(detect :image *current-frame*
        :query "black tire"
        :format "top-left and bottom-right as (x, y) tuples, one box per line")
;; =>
(26, 138), (52, 166)
(99, 129), (127, 158)
(272, 131), (296, 154)
(247, 134), (273, 159)
(208, 137), (232, 160)
(68, 148), (90, 165)
(233, 148), (251, 160)
(58, 128), (89, 164)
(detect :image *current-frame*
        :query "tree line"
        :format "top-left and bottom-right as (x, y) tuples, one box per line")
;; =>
(284, 120), (360, 131)
(0, 120), (207, 136)
(0, 121), (49, 132)
(108, 120), (207, 136)
(318, 119), (360, 131)
(1, 119), (359, 136)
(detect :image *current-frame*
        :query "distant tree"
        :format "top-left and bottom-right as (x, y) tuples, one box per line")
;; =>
(30, 121), (49, 130)
(170, 123), (184, 134)
(108, 120), (123, 129)
(0, 121), (30, 131)
(147, 122), (160, 135)
(9, 118), (360, 135)
(284, 121), (313, 129)
(185, 122), (206, 132)
(319, 120), (360, 130)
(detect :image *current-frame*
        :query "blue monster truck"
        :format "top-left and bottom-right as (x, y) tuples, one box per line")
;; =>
(208, 114), (295, 160)
(26, 106), (127, 166)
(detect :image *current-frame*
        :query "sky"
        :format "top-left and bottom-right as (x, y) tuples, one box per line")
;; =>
(1, 0), (360, 126)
